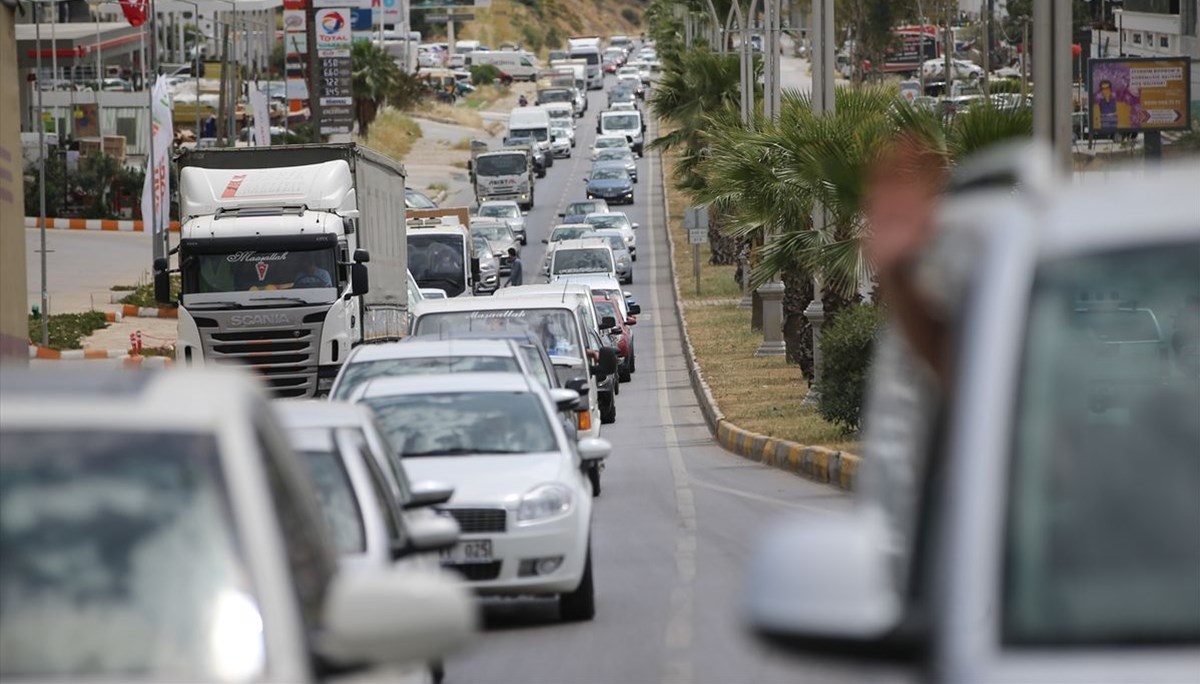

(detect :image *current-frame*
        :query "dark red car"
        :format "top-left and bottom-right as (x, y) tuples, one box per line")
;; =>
(593, 294), (636, 382)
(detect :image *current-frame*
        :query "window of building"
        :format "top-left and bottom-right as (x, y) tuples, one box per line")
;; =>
(1133, 32), (1143, 44)
(1160, 35), (1170, 48)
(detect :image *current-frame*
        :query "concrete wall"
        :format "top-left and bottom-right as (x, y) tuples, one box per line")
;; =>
(0, 4), (29, 364)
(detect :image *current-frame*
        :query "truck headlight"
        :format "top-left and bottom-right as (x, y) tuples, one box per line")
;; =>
(517, 483), (574, 523)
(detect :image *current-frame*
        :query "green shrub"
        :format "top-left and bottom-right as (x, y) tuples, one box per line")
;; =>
(469, 64), (504, 85)
(28, 310), (109, 350)
(988, 79), (1023, 94)
(545, 26), (563, 50)
(521, 24), (544, 54)
(817, 304), (885, 433)
(119, 275), (180, 308)
(621, 8), (641, 27)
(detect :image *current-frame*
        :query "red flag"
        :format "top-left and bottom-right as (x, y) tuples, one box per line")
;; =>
(118, 0), (147, 27)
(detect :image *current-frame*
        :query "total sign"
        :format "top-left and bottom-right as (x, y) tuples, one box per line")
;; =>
(315, 9), (353, 50)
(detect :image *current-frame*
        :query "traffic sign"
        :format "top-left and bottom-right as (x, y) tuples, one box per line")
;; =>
(688, 228), (708, 245)
(683, 205), (708, 231)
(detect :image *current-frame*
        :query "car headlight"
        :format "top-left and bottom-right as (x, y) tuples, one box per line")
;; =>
(517, 483), (574, 523)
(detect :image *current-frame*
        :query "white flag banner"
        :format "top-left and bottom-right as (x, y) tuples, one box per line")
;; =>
(251, 84), (271, 147)
(141, 76), (173, 234)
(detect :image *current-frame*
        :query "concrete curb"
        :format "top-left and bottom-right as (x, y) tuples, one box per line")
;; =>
(656, 141), (859, 492)
(27, 346), (175, 366)
(25, 217), (181, 232)
(120, 304), (178, 319)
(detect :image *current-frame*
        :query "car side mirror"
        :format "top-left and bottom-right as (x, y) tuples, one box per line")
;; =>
(627, 303), (641, 315)
(351, 263), (369, 297)
(557, 212), (565, 218)
(549, 387), (583, 412)
(391, 514), (460, 560)
(541, 238), (549, 244)
(746, 510), (919, 661)
(581, 177), (588, 183)
(564, 376), (589, 398)
(599, 315), (617, 330)
(577, 437), (611, 463)
(631, 222), (639, 230)
(317, 567), (475, 668)
(405, 480), (455, 509)
(626, 317), (637, 326)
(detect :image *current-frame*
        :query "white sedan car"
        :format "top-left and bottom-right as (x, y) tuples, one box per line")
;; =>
(591, 133), (633, 161)
(582, 211), (638, 260)
(350, 372), (610, 621)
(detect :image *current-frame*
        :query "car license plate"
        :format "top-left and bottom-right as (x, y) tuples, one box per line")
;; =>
(440, 540), (493, 564)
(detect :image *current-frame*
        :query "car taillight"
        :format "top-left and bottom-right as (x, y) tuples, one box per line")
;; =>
(577, 409), (591, 431)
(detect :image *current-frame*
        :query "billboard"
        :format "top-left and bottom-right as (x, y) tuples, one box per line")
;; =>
(1088, 57), (1192, 134)
(315, 8), (353, 49)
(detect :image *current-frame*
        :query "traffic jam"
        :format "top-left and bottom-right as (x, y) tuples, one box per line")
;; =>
(2, 34), (660, 683)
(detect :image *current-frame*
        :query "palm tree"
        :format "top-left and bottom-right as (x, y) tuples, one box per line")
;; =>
(351, 41), (401, 139)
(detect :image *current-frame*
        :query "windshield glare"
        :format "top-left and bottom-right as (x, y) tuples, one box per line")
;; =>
(366, 392), (558, 457)
(0, 430), (263, 681)
(476, 154), (526, 176)
(553, 248), (613, 275)
(333, 356), (522, 400)
(183, 245), (338, 297)
(415, 309), (582, 359)
(1004, 241), (1200, 645)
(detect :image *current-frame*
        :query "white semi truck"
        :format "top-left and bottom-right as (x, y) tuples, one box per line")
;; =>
(155, 143), (408, 397)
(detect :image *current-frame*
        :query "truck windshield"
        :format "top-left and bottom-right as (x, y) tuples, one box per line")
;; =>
(603, 114), (640, 131)
(414, 308), (582, 360)
(181, 244), (339, 299)
(510, 127), (548, 142)
(476, 154), (526, 176)
(407, 234), (467, 298)
(538, 89), (572, 103)
(553, 248), (613, 275)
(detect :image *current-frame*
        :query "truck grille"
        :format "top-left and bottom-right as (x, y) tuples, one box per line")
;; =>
(440, 507), (508, 533)
(196, 313), (325, 398)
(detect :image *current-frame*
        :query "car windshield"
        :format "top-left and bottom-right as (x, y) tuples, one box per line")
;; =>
(551, 227), (591, 242)
(594, 299), (619, 321)
(596, 149), (631, 162)
(365, 392), (558, 456)
(566, 202), (601, 215)
(596, 235), (625, 252)
(553, 248), (613, 275)
(591, 168), (627, 181)
(0, 430), (263, 680)
(1003, 240), (1200, 645)
(333, 356), (521, 399)
(472, 236), (493, 255)
(405, 189), (437, 209)
(602, 114), (639, 130)
(596, 138), (627, 150)
(476, 154), (526, 176)
(472, 224), (512, 242)
(298, 447), (365, 555)
(414, 308), (583, 359)
(479, 204), (520, 219)
(584, 214), (630, 230)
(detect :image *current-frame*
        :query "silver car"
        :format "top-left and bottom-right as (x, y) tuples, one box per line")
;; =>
(477, 200), (527, 245)
(472, 236), (500, 293)
(470, 218), (520, 276)
(582, 211), (638, 260)
(593, 148), (638, 183)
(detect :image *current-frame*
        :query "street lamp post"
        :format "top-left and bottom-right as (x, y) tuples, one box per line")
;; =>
(35, 1), (50, 345)
(755, 0), (786, 357)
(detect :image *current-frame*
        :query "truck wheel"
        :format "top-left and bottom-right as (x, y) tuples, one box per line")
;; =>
(537, 167), (546, 179)
(618, 363), (631, 383)
(560, 544), (595, 621)
(600, 396), (616, 424)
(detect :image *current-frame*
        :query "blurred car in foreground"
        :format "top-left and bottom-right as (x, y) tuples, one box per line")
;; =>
(350, 373), (611, 621)
(746, 148), (1200, 683)
(0, 369), (475, 683)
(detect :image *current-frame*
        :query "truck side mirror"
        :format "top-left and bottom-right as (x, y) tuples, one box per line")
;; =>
(470, 256), (481, 283)
(351, 263), (369, 297)
(152, 257), (173, 305)
(353, 248), (370, 263)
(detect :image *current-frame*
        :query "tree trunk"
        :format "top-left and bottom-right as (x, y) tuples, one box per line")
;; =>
(707, 208), (739, 265)
(782, 267), (813, 377)
(356, 99), (378, 139)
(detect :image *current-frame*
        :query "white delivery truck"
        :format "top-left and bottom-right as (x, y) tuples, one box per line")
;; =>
(567, 36), (603, 90)
(464, 50), (539, 81)
(506, 106), (555, 168)
(155, 143), (408, 397)
(549, 60), (589, 114)
(469, 144), (537, 209)
(406, 207), (479, 299)
(598, 109), (646, 156)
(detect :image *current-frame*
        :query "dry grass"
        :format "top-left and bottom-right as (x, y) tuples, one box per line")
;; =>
(450, 138), (474, 151)
(415, 101), (484, 130)
(662, 151), (858, 453)
(357, 109), (422, 162)
(454, 0), (643, 59)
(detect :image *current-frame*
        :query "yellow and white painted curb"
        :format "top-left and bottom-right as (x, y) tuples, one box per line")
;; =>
(656, 141), (859, 491)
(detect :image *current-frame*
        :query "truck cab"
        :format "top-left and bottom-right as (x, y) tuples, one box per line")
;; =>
(406, 214), (480, 299)
(163, 146), (406, 398)
(598, 110), (646, 157)
(469, 145), (535, 210)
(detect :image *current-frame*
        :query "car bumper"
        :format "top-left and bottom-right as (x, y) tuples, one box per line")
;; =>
(551, 146), (571, 158)
(587, 190), (635, 203)
(446, 515), (589, 595)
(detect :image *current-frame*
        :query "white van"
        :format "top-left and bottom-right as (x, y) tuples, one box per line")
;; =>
(507, 106), (555, 164)
(465, 50), (539, 81)
(598, 110), (645, 157)
(541, 103), (575, 131)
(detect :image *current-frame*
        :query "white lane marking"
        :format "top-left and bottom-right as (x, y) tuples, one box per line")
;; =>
(688, 478), (839, 515)
(649, 125), (696, 684)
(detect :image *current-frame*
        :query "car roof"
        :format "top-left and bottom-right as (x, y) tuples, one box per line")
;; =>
(553, 238), (613, 251)
(494, 283), (594, 299)
(412, 294), (580, 316)
(589, 228), (626, 239)
(0, 368), (266, 432)
(553, 223), (593, 231)
(353, 372), (537, 400)
(553, 274), (623, 290)
(583, 211), (629, 222)
(345, 338), (519, 363)
(273, 399), (375, 430)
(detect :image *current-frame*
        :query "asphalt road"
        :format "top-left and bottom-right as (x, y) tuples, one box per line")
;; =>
(444, 77), (869, 684)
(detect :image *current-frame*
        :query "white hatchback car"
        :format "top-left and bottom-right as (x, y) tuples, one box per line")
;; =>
(350, 372), (610, 621)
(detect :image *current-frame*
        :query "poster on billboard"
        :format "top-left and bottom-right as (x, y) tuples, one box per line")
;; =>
(1088, 57), (1192, 134)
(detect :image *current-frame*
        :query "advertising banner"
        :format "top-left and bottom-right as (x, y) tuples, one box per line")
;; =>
(315, 8), (353, 50)
(251, 84), (271, 146)
(1088, 57), (1192, 134)
(141, 76), (173, 234)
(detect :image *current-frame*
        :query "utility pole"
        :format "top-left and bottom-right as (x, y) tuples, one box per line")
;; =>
(980, 0), (989, 94)
(1033, 0), (1073, 173)
(305, 0), (321, 141)
(801, 0), (834, 400)
(755, 0), (785, 357)
(35, 1), (50, 344)
(944, 2), (954, 97)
